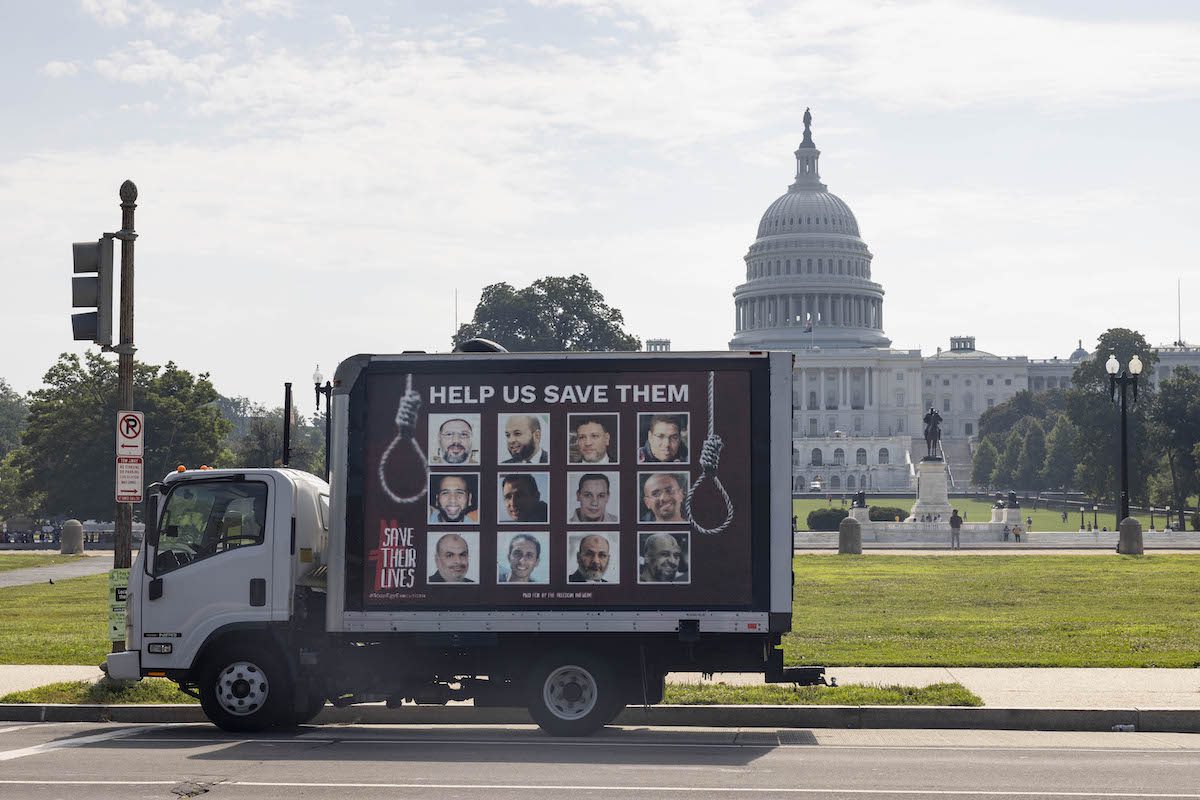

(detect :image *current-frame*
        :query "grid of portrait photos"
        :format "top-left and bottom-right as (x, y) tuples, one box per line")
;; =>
(420, 409), (693, 588)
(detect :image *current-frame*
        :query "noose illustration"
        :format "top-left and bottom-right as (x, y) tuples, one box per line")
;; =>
(378, 374), (428, 504)
(683, 370), (735, 535)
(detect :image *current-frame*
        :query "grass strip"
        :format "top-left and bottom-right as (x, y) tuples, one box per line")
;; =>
(663, 681), (982, 706)
(3, 679), (978, 707)
(0, 574), (109, 664)
(0, 554), (85, 573)
(1, 678), (198, 705)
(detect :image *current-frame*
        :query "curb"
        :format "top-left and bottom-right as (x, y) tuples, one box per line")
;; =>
(2, 704), (1196, 732)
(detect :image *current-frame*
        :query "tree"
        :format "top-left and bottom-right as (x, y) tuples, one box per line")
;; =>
(1016, 418), (1046, 490)
(990, 428), (1022, 490)
(0, 378), (28, 459)
(220, 402), (324, 475)
(1042, 417), (1079, 491)
(971, 438), (998, 490)
(1149, 367), (1200, 532)
(977, 389), (1065, 442)
(1065, 328), (1158, 506)
(453, 275), (641, 352)
(14, 351), (231, 520)
(0, 452), (43, 520)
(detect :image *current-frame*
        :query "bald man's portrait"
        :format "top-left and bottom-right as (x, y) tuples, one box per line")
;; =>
(426, 532), (480, 584)
(638, 532), (689, 584)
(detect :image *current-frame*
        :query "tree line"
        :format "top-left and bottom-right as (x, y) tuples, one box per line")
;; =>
(969, 328), (1200, 530)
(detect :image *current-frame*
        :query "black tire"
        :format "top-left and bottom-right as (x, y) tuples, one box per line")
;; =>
(526, 649), (625, 737)
(198, 642), (292, 732)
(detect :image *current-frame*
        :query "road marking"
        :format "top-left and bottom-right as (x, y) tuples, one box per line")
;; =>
(0, 726), (34, 735)
(0, 781), (176, 786)
(225, 783), (1200, 797)
(0, 725), (165, 762)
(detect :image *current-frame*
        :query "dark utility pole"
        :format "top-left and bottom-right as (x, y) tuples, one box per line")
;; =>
(114, 181), (138, 575)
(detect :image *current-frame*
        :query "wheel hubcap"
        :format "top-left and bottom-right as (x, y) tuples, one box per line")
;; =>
(215, 661), (268, 717)
(543, 665), (597, 721)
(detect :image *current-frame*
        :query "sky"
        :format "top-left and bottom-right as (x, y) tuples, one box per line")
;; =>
(2, 0), (1198, 409)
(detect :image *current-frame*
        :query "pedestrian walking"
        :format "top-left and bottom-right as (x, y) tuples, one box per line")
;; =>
(1003, 524), (1010, 542)
(949, 508), (962, 549)
(1013, 525), (1022, 543)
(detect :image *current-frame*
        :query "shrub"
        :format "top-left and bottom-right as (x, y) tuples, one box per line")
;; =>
(807, 508), (849, 531)
(1191, 511), (1200, 532)
(869, 505), (908, 522)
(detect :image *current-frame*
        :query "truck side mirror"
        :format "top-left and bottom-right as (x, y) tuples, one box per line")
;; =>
(144, 495), (161, 549)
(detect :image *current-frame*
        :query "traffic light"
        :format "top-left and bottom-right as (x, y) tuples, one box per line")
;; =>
(72, 237), (114, 346)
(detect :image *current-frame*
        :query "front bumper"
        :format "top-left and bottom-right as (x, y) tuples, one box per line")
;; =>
(103, 650), (141, 681)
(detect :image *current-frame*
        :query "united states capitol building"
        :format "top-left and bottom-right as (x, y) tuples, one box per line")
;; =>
(711, 112), (1200, 493)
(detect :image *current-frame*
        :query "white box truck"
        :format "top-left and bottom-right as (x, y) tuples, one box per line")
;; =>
(105, 350), (811, 735)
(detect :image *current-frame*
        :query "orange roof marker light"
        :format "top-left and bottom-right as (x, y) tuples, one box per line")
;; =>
(176, 465), (187, 472)
(199, 465), (212, 470)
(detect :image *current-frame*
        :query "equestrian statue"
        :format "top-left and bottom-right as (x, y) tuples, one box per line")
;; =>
(922, 406), (943, 460)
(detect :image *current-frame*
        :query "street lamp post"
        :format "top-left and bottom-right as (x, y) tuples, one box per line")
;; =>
(1105, 353), (1143, 525)
(1150, 507), (1156, 531)
(1092, 504), (1099, 530)
(1079, 504), (1085, 530)
(313, 365), (332, 481)
(1166, 506), (1172, 531)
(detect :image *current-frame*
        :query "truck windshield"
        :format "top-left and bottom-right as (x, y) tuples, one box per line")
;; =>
(154, 481), (268, 575)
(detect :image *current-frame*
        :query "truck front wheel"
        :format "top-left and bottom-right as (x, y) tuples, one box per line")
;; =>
(198, 643), (291, 732)
(527, 650), (625, 737)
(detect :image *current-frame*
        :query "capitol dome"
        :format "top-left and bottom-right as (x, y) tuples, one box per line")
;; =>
(730, 110), (890, 351)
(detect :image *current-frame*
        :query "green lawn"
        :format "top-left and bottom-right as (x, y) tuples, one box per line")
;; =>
(0, 554), (86, 573)
(786, 554), (1200, 667)
(5, 555), (1199, 668)
(0, 574), (109, 664)
(793, 497), (1168, 532)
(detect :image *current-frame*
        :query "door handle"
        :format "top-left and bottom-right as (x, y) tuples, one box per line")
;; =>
(249, 578), (266, 607)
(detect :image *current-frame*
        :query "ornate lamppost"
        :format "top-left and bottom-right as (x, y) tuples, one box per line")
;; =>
(1092, 504), (1099, 530)
(1105, 353), (1143, 524)
(313, 364), (332, 480)
(1079, 504), (1085, 530)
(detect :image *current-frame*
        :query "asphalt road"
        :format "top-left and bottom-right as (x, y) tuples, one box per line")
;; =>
(1, 723), (1198, 799)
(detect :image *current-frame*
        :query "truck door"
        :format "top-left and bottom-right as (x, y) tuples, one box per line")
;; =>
(140, 476), (276, 672)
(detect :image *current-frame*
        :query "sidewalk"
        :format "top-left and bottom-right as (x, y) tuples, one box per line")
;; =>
(0, 553), (113, 589)
(2, 665), (1197, 710)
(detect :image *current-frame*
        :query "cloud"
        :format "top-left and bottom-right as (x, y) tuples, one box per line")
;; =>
(81, 0), (134, 27)
(42, 60), (80, 78)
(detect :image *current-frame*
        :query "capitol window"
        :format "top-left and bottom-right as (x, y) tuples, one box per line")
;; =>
(986, 378), (994, 386)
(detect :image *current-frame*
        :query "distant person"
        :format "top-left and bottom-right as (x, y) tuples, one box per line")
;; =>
(1061, 510), (1069, 524)
(502, 415), (548, 464)
(571, 415), (616, 464)
(641, 473), (686, 523)
(1003, 524), (1010, 541)
(1013, 525), (1023, 542)
(500, 534), (541, 583)
(432, 417), (477, 465)
(949, 508), (962, 549)
(428, 475), (479, 524)
(569, 534), (612, 583)
(638, 415), (688, 463)
(429, 533), (473, 583)
(639, 532), (687, 583)
(1026, 515), (1033, 532)
(571, 473), (618, 522)
(500, 474), (548, 522)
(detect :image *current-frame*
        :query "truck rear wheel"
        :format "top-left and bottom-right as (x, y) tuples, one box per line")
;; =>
(198, 643), (291, 732)
(527, 650), (624, 737)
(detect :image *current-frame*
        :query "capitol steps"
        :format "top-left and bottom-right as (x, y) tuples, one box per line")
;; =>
(793, 530), (1200, 548)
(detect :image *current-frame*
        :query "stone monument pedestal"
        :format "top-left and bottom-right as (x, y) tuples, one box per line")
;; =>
(849, 506), (871, 524)
(909, 459), (952, 522)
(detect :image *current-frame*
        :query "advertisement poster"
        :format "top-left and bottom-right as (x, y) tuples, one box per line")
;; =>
(359, 366), (756, 609)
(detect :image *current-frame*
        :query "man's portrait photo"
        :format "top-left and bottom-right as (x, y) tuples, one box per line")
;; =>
(497, 473), (550, 523)
(568, 413), (618, 464)
(637, 413), (689, 463)
(426, 532), (479, 584)
(428, 474), (480, 524)
(639, 472), (688, 523)
(497, 532), (549, 584)
(567, 532), (619, 584)
(498, 413), (550, 464)
(428, 414), (480, 465)
(638, 532), (689, 584)
(568, 472), (620, 523)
